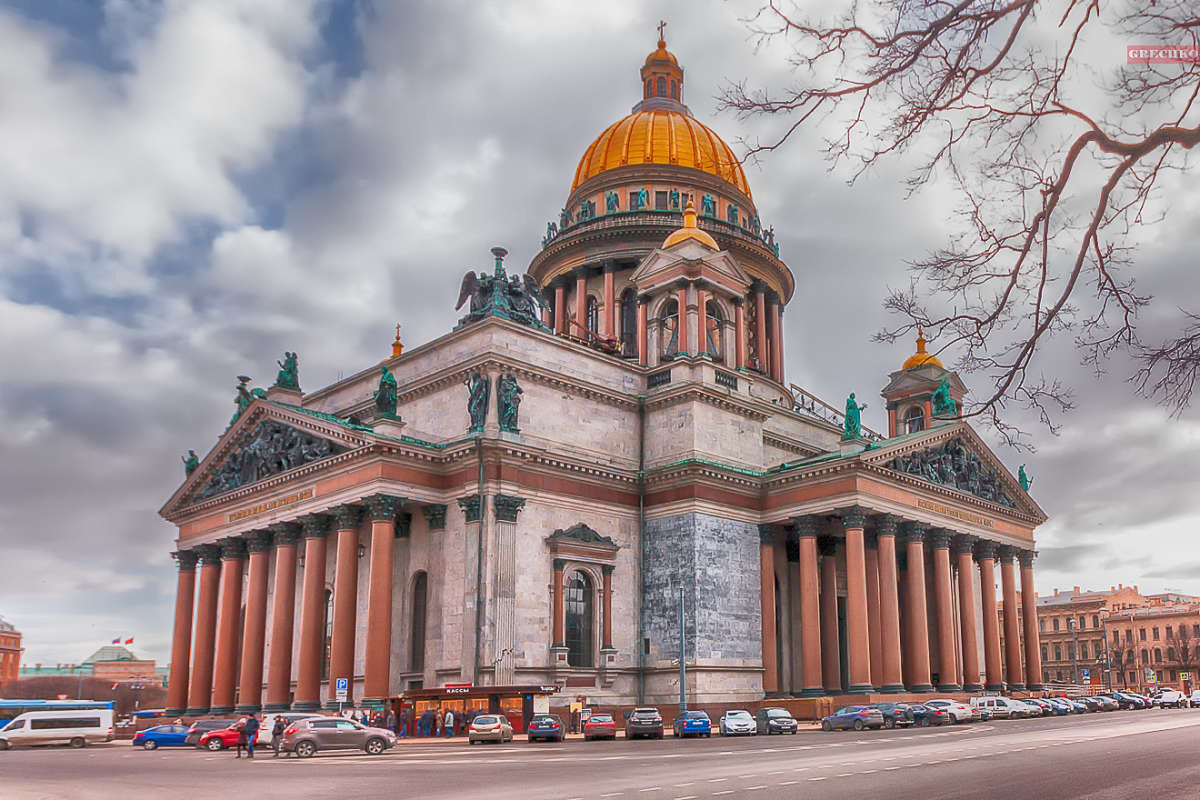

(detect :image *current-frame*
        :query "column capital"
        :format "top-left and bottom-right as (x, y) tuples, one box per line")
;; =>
(638, 293), (653, 305)
(172, 550), (200, 571)
(838, 506), (868, 530)
(997, 544), (1018, 563)
(601, 564), (615, 577)
(245, 529), (273, 553)
(268, 521), (301, 546)
(330, 504), (365, 531)
(458, 495), (483, 523)
(1017, 549), (1037, 568)
(602, 259), (618, 273)
(758, 524), (776, 545)
(219, 536), (246, 560)
(790, 515), (820, 538)
(422, 503), (448, 531)
(952, 533), (978, 556)
(494, 494), (526, 522)
(363, 493), (405, 522)
(974, 540), (998, 560)
(817, 536), (838, 557)
(673, 278), (692, 291)
(900, 520), (927, 544)
(873, 513), (900, 538)
(552, 558), (567, 572)
(750, 278), (769, 293)
(929, 528), (954, 550)
(299, 513), (331, 539)
(195, 543), (222, 565)
(731, 295), (745, 307)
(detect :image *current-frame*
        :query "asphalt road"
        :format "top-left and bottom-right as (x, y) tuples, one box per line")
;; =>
(6, 708), (1200, 799)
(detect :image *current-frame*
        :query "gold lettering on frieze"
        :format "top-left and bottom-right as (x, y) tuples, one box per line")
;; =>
(228, 488), (314, 523)
(916, 498), (995, 529)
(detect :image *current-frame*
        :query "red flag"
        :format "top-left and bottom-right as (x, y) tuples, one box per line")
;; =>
(125, 637), (134, 645)
(111, 638), (120, 644)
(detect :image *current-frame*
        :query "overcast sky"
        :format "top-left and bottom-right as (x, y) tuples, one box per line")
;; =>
(1, 0), (1197, 668)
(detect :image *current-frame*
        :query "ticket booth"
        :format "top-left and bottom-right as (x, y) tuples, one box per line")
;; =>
(393, 684), (559, 734)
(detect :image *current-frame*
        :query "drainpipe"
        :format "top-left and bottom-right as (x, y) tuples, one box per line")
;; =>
(472, 435), (486, 685)
(636, 395), (647, 704)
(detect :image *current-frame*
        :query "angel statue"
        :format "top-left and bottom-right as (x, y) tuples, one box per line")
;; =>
(506, 273), (544, 325)
(843, 392), (867, 440)
(274, 351), (299, 391)
(456, 271), (493, 317)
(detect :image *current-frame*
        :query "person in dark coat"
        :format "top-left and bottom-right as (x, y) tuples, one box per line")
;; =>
(236, 713), (259, 759)
(271, 715), (288, 758)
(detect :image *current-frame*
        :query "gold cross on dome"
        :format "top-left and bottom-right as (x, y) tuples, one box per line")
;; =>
(657, 20), (667, 42)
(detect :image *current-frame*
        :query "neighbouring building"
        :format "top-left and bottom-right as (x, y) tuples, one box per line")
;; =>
(18, 645), (162, 687)
(158, 33), (1048, 718)
(0, 617), (22, 687)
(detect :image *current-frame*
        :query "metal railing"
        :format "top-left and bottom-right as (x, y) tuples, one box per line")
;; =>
(789, 384), (885, 440)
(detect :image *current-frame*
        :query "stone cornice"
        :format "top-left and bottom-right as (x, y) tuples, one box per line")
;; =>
(762, 432), (823, 459)
(644, 384), (771, 422)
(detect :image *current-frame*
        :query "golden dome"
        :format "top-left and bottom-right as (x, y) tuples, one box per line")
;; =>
(570, 109), (752, 197)
(662, 200), (718, 250)
(645, 38), (678, 67)
(902, 327), (943, 370)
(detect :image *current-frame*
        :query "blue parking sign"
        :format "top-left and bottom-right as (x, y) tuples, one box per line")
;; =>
(1081, 669), (1090, 680)
(336, 677), (349, 691)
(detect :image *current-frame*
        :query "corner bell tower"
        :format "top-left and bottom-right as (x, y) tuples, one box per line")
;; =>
(881, 329), (966, 436)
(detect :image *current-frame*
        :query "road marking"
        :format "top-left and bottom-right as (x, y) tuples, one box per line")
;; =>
(713, 792), (735, 797)
(673, 796), (697, 800)
(638, 789), (660, 793)
(779, 780), (799, 786)
(809, 776), (828, 781)
(600, 794), (623, 798)
(707, 778), (727, 783)
(884, 766), (900, 771)
(744, 786), (766, 791)
(860, 769), (878, 774)
(672, 783), (694, 787)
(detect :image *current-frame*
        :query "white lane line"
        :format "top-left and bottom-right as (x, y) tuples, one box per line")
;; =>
(836, 772), (854, 777)
(600, 794), (623, 798)
(672, 783), (694, 788)
(860, 770), (878, 774)
(713, 791), (735, 797)
(707, 778), (727, 783)
(779, 780), (799, 786)
(674, 796), (697, 800)
(884, 766), (900, 771)
(744, 786), (767, 791)
(809, 776), (828, 781)
(638, 788), (660, 793)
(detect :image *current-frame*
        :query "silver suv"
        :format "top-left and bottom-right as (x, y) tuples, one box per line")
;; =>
(280, 717), (396, 757)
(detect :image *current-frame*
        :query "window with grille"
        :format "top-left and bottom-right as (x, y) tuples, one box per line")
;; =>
(564, 572), (594, 668)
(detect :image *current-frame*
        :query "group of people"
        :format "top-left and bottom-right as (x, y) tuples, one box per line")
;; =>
(347, 705), (483, 738)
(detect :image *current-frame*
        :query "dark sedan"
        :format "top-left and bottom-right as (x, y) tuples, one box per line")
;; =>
(185, 718), (237, 747)
(910, 704), (950, 727)
(526, 714), (565, 743)
(869, 702), (915, 729)
(755, 707), (798, 735)
(821, 706), (885, 732)
(625, 708), (664, 739)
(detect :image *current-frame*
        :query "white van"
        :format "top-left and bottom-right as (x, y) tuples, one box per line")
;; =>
(0, 709), (115, 749)
(969, 696), (1028, 719)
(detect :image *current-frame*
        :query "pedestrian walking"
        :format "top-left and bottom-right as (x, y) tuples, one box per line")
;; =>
(443, 708), (454, 738)
(234, 717), (248, 759)
(242, 712), (260, 759)
(399, 708), (409, 738)
(385, 708), (397, 734)
(271, 715), (287, 758)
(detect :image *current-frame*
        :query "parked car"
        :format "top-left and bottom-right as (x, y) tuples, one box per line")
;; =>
(583, 713), (616, 741)
(257, 712), (323, 745)
(467, 714), (513, 745)
(1190, 691), (1200, 709)
(1078, 696), (1102, 712)
(672, 710), (711, 738)
(131, 724), (190, 750)
(527, 714), (565, 743)
(1108, 692), (1139, 710)
(1025, 698), (1057, 716)
(821, 706), (885, 732)
(969, 696), (1028, 719)
(279, 717), (395, 757)
(625, 708), (664, 739)
(869, 703), (914, 729)
(924, 699), (973, 723)
(185, 718), (237, 747)
(719, 709), (756, 736)
(755, 707), (799, 735)
(1156, 690), (1186, 709)
(1126, 691), (1153, 708)
(1019, 700), (1043, 718)
(1042, 698), (1071, 715)
(198, 724), (257, 752)
(0, 709), (115, 750)
(910, 704), (949, 727)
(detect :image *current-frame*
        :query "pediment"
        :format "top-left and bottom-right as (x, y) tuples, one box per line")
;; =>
(161, 400), (373, 517)
(630, 246), (752, 296)
(864, 423), (1045, 521)
(881, 367), (965, 399)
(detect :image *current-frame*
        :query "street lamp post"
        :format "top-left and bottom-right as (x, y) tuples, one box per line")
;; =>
(1100, 614), (1113, 692)
(1068, 618), (1080, 687)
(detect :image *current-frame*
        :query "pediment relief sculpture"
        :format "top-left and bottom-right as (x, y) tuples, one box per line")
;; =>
(196, 419), (346, 500)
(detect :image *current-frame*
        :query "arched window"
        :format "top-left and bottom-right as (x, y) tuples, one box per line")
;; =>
(1167, 647), (1175, 661)
(1142, 648), (1150, 663)
(620, 289), (638, 357)
(656, 76), (667, 97)
(1155, 648), (1163, 662)
(661, 299), (679, 357)
(645, 79), (652, 99)
(322, 588), (333, 681)
(704, 300), (723, 358)
(671, 80), (678, 99)
(410, 572), (428, 672)
(903, 406), (925, 434)
(565, 571), (595, 667)
(586, 295), (599, 336)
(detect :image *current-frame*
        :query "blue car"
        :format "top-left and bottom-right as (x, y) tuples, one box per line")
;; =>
(132, 724), (190, 750)
(672, 710), (711, 738)
(821, 706), (886, 731)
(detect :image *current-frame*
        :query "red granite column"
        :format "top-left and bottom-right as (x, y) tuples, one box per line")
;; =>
(865, 531), (883, 690)
(327, 505), (364, 707)
(841, 508), (874, 693)
(976, 542), (1004, 691)
(930, 529), (960, 691)
(574, 269), (588, 336)
(734, 298), (747, 368)
(770, 298), (784, 383)
(1019, 550), (1044, 690)
(753, 281), (768, 373)
(209, 538), (245, 714)
(875, 516), (905, 692)
(364, 494), (404, 702)
(185, 544), (222, 714)
(637, 295), (649, 365)
(819, 536), (842, 693)
(165, 550), (198, 715)
(235, 530), (272, 712)
(695, 283), (708, 357)
(902, 522), (934, 692)
(676, 281), (690, 354)
(759, 525), (778, 695)
(264, 523), (300, 711)
(999, 546), (1025, 690)
(954, 535), (983, 691)
(293, 515), (330, 711)
(552, 559), (566, 645)
(603, 262), (616, 339)
(601, 565), (614, 649)
(792, 517), (823, 696)
(553, 281), (567, 334)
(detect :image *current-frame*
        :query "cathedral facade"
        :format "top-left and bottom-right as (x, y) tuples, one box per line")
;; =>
(160, 36), (1046, 717)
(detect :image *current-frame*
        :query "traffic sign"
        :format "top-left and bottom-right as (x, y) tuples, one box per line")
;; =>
(1081, 668), (1090, 680)
(335, 677), (349, 702)
(1182, 672), (1192, 681)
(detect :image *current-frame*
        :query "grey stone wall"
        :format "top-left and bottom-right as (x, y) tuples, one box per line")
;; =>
(642, 512), (762, 667)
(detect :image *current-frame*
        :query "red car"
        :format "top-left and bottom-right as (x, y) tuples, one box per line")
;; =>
(583, 713), (617, 740)
(198, 725), (258, 751)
